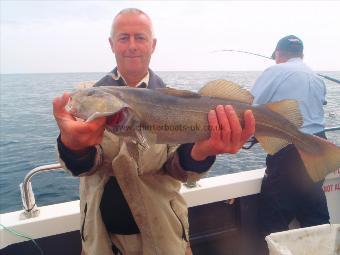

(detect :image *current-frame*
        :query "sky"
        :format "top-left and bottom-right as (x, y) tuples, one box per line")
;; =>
(1, 1), (340, 74)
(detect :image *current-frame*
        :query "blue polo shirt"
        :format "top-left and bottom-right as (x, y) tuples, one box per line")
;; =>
(251, 58), (326, 134)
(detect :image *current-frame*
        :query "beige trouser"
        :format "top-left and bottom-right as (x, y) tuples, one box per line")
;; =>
(110, 233), (193, 255)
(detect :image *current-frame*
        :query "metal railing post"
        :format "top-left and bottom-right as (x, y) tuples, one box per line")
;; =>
(20, 163), (64, 219)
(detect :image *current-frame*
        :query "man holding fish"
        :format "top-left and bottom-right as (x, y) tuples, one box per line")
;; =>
(53, 8), (255, 255)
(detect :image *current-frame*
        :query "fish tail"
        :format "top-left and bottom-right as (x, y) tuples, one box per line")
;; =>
(295, 134), (340, 182)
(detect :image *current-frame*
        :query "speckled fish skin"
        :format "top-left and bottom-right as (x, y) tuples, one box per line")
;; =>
(68, 84), (340, 182)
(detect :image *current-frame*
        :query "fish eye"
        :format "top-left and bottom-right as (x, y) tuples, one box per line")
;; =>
(87, 89), (96, 96)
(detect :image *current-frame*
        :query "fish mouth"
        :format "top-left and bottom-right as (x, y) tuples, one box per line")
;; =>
(105, 108), (132, 133)
(106, 110), (125, 127)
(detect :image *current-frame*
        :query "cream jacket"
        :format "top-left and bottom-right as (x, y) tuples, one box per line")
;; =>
(60, 130), (208, 255)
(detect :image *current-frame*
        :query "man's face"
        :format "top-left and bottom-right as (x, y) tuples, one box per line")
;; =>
(109, 13), (156, 77)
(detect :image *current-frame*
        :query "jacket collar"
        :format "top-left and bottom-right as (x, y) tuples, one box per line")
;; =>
(110, 68), (149, 88)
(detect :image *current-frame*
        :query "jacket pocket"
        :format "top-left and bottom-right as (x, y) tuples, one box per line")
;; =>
(170, 199), (189, 242)
(80, 203), (88, 242)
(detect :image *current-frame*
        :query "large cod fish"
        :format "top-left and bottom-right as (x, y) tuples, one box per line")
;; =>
(67, 80), (340, 182)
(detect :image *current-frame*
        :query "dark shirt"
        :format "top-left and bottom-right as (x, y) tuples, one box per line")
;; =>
(58, 69), (215, 234)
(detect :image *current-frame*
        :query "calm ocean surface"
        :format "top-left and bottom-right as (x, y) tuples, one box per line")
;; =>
(0, 71), (339, 213)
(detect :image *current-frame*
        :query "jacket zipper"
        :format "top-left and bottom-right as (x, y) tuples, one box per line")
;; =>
(171, 203), (188, 242)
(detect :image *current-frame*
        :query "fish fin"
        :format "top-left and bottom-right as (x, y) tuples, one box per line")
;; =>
(255, 134), (290, 155)
(264, 100), (303, 128)
(134, 126), (158, 150)
(157, 87), (201, 98)
(198, 79), (253, 104)
(134, 130), (150, 151)
(295, 134), (340, 182)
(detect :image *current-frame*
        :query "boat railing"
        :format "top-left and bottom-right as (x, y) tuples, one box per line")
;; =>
(19, 126), (340, 219)
(20, 163), (64, 219)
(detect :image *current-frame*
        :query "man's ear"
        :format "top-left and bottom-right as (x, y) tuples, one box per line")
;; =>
(151, 38), (157, 54)
(109, 37), (115, 53)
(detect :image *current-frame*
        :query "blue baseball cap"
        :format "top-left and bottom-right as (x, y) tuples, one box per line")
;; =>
(271, 35), (304, 59)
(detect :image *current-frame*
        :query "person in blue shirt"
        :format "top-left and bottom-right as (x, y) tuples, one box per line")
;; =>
(251, 35), (330, 254)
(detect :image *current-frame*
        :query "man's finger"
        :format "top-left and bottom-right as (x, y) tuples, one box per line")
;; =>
(225, 105), (242, 146)
(88, 117), (106, 131)
(53, 96), (64, 117)
(215, 105), (230, 144)
(240, 110), (255, 143)
(208, 110), (220, 141)
(61, 92), (70, 105)
(53, 92), (70, 114)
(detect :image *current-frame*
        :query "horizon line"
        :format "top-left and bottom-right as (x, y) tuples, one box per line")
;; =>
(1, 70), (339, 75)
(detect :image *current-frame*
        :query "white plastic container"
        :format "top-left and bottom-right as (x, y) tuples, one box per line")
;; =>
(265, 224), (340, 255)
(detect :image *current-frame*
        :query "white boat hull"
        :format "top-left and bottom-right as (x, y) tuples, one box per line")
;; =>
(1, 168), (339, 254)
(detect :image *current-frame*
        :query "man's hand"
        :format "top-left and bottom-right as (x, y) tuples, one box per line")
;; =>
(53, 92), (106, 152)
(191, 105), (255, 161)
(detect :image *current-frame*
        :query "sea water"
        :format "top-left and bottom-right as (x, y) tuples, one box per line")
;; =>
(0, 71), (339, 213)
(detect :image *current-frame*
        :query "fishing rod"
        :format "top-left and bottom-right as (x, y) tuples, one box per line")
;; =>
(243, 126), (340, 150)
(211, 49), (272, 60)
(317, 74), (340, 84)
(325, 126), (340, 132)
(213, 49), (340, 84)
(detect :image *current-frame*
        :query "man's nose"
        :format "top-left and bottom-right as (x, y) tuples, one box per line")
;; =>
(128, 38), (137, 51)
